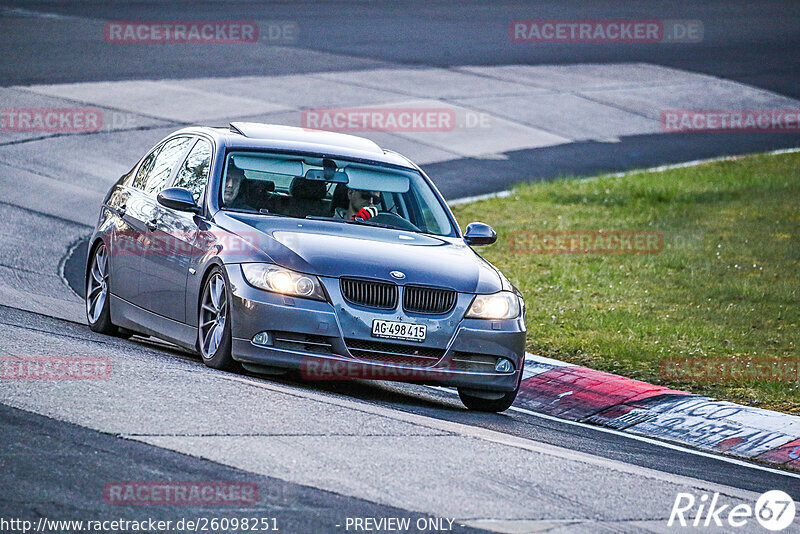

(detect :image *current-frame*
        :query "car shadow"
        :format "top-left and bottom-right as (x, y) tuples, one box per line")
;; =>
(251, 369), (466, 412)
(126, 334), (465, 412)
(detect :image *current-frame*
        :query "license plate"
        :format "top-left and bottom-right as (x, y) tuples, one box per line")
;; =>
(371, 319), (426, 342)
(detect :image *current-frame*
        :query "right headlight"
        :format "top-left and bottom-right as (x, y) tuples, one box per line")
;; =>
(465, 291), (521, 320)
(241, 264), (326, 301)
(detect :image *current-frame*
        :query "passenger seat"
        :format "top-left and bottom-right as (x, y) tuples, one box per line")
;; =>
(244, 179), (275, 211)
(282, 177), (328, 218)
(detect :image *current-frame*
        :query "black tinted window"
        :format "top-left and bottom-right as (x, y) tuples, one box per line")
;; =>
(174, 139), (212, 202)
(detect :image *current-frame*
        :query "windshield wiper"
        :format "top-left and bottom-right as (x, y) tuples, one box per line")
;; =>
(222, 207), (283, 216)
(257, 209), (290, 217)
(305, 215), (413, 232)
(360, 219), (412, 231)
(305, 215), (361, 225)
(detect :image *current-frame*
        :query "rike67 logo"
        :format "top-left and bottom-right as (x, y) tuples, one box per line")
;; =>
(668, 490), (796, 531)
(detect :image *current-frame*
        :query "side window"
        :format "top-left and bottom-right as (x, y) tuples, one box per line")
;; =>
(143, 136), (194, 195)
(132, 145), (161, 190)
(174, 139), (212, 203)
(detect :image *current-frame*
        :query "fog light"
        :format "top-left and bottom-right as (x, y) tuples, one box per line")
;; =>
(252, 332), (271, 346)
(495, 358), (513, 373)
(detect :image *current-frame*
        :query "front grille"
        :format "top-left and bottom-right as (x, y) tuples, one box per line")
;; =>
(450, 352), (501, 372)
(341, 278), (398, 309)
(403, 286), (457, 314)
(345, 338), (444, 367)
(272, 331), (332, 354)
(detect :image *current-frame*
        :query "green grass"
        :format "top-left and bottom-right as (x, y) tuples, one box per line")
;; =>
(451, 151), (800, 414)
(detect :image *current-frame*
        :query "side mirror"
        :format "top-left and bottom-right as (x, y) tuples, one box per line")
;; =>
(464, 222), (497, 246)
(157, 187), (200, 213)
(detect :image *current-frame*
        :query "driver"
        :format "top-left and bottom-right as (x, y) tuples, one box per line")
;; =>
(334, 188), (382, 220)
(222, 163), (250, 209)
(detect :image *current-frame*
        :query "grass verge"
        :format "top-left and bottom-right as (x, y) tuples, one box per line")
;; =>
(451, 151), (800, 414)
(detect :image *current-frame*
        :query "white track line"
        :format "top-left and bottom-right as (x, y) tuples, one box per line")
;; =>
(448, 190), (511, 206)
(447, 146), (800, 205)
(425, 385), (800, 480)
(217, 374), (764, 499)
(0, 7), (89, 20)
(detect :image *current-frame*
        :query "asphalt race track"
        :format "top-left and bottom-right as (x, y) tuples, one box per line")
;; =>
(1, 2), (799, 533)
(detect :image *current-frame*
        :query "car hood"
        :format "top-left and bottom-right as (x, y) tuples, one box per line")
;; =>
(220, 214), (506, 294)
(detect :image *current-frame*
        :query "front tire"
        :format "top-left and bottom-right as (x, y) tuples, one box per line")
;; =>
(458, 383), (519, 413)
(86, 242), (129, 337)
(198, 267), (239, 371)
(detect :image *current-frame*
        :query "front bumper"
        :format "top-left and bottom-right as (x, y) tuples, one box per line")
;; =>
(225, 265), (526, 392)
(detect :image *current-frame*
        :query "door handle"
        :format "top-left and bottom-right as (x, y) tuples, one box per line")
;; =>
(146, 218), (158, 232)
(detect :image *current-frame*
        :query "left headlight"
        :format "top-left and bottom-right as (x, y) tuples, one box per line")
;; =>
(465, 291), (521, 320)
(241, 264), (327, 301)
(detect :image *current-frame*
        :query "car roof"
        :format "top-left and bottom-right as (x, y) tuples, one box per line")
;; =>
(177, 122), (416, 169)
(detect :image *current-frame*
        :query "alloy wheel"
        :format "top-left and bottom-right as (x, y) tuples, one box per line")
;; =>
(200, 273), (228, 359)
(86, 244), (109, 324)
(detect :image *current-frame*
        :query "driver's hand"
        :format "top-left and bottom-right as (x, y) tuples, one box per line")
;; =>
(352, 206), (378, 220)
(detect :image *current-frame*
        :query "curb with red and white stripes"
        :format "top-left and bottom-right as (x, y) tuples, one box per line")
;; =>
(518, 353), (800, 472)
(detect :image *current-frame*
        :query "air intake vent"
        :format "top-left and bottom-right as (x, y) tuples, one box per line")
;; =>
(403, 286), (457, 314)
(345, 338), (443, 367)
(450, 352), (499, 372)
(341, 278), (398, 309)
(271, 331), (333, 354)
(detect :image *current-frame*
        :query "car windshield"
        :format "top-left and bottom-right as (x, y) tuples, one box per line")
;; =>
(219, 151), (455, 236)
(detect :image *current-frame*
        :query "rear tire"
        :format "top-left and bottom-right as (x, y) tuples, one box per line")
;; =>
(198, 267), (240, 371)
(86, 242), (130, 338)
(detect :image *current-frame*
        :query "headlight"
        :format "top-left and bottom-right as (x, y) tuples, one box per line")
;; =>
(241, 264), (326, 301)
(465, 291), (521, 320)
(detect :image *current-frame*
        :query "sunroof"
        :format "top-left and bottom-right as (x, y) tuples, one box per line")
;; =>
(228, 122), (384, 154)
